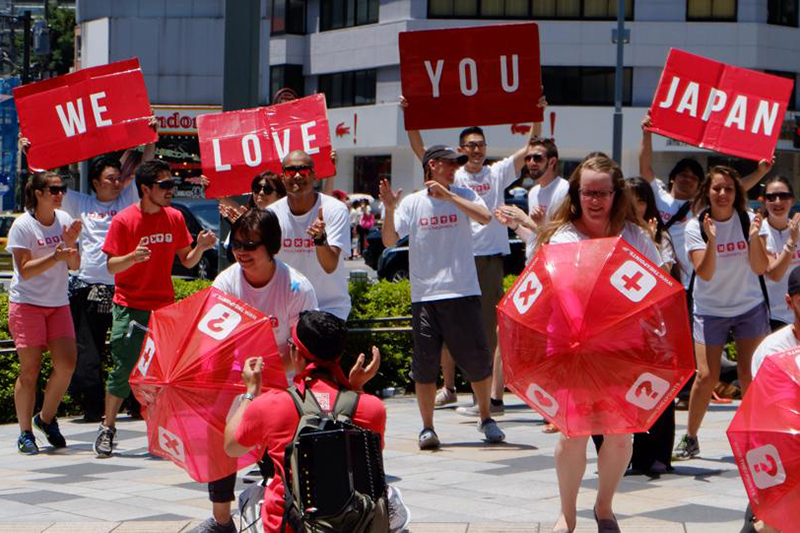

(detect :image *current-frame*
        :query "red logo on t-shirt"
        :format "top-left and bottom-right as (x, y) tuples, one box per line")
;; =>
(36, 235), (63, 247)
(467, 182), (491, 194)
(717, 241), (747, 255)
(283, 238), (314, 249)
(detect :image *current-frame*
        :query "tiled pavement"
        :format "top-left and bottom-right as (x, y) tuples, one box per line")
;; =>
(0, 393), (750, 532)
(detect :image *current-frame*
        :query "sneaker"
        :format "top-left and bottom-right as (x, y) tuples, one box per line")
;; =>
(33, 413), (66, 448)
(455, 401), (505, 418)
(675, 398), (689, 411)
(673, 434), (700, 461)
(187, 517), (236, 533)
(478, 418), (506, 443)
(434, 387), (457, 407)
(93, 424), (116, 457)
(418, 427), (440, 450)
(387, 485), (411, 533)
(17, 431), (38, 455)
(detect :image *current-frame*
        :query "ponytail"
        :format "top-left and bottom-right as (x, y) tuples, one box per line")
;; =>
(24, 171), (58, 210)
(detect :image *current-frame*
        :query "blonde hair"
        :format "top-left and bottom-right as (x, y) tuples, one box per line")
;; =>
(535, 155), (646, 252)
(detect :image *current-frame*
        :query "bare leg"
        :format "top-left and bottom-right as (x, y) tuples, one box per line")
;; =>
(39, 337), (76, 423)
(104, 393), (126, 428)
(469, 376), (492, 421)
(734, 336), (764, 395)
(15, 347), (44, 432)
(595, 434), (632, 520)
(416, 382), (437, 429)
(441, 346), (456, 391)
(491, 343), (504, 400)
(686, 342), (723, 437)
(212, 502), (232, 524)
(553, 434), (589, 532)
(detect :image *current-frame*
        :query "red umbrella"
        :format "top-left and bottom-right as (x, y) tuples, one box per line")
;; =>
(497, 237), (694, 436)
(129, 287), (286, 482)
(728, 347), (800, 528)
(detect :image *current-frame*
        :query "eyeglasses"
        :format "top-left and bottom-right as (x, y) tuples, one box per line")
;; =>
(154, 179), (178, 190)
(47, 185), (68, 195)
(525, 154), (547, 163)
(579, 189), (616, 200)
(460, 141), (486, 150)
(253, 185), (275, 195)
(230, 239), (261, 252)
(765, 192), (793, 202)
(283, 165), (312, 177)
(106, 176), (125, 184)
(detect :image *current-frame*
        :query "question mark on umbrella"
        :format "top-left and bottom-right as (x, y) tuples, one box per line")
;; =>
(636, 380), (660, 400)
(207, 311), (231, 333)
(753, 454), (778, 477)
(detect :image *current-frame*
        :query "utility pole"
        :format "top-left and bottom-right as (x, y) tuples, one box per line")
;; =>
(21, 10), (30, 84)
(612, 0), (627, 164)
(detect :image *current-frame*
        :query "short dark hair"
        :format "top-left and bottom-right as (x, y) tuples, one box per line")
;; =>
(296, 310), (348, 362)
(135, 159), (171, 196)
(459, 126), (485, 146)
(25, 171), (59, 210)
(88, 156), (122, 193)
(668, 158), (704, 188)
(529, 139), (559, 160)
(248, 172), (286, 208)
(231, 208), (281, 258)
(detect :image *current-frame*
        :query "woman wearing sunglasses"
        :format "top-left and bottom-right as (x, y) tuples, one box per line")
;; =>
(7, 172), (82, 454)
(536, 155), (663, 533)
(220, 173), (287, 261)
(759, 176), (800, 332)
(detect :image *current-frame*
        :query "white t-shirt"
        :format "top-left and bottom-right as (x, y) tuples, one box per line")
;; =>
(549, 221), (664, 267)
(751, 324), (798, 378)
(454, 157), (519, 256)
(685, 212), (765, 317)
(212, 260), (317, 357)
(61, 182), (139, 285)
(526, 176), (570, 258)
(269, 194), (351, 320)
(7, 210), (75, 307)
(394, 187), (485, 303)
(759, 220), (800, 324)
(651, 180), (694, 287)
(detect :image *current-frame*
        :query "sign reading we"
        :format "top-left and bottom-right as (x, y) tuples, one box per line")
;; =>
(399, 23), (543, 130)
(14, 58), (156, 170)
(648, 49), (794, 162)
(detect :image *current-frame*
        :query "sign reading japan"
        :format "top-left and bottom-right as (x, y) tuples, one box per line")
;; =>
(399, 23), (543, 130)
(13, 58), (157, 170)
(197, 94), (335, 199)
(647, 49), (794, 162)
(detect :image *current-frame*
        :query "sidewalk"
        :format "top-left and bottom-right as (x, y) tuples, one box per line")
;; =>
(0, 393), (748, 532)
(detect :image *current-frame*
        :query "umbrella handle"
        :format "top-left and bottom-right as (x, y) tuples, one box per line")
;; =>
(126, 320), (150, 338)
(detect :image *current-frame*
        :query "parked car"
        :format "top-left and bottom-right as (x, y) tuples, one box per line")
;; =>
(170, 200), (220, 280)
(0, 213), (21, 272)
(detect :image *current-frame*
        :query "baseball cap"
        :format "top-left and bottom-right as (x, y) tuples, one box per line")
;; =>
(788, 266), (800, 296)
(422, 145), (468, 170)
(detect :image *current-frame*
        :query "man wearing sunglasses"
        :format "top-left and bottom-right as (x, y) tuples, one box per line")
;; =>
(94, 160), (217, 457)
(268, 151), (352, 321)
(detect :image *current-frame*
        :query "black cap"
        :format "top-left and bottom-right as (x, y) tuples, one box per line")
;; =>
(422, 145), (468, 171)
(789, 266), (800, 296)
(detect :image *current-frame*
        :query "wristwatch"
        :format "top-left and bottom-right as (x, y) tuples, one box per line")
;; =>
(313, 231), (328, 246)
(240, 393), (255, 402)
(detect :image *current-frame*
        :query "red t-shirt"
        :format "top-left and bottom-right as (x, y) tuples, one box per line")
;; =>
(102, 204), (192, 311)
(235, 379), (387, 533)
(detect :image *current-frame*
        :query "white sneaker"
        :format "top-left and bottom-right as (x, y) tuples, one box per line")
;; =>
(387, 485), (411, 533)
(434, 387), (457, 407)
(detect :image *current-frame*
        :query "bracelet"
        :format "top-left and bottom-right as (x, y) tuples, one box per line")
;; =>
(240, 393), (255, 402)
(784, 243), (797, 254)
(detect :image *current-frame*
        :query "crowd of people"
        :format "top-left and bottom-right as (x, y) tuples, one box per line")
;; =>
(6, 95), (793, 533)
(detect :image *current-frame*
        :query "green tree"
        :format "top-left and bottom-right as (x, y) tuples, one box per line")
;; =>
(44, 2), (75, 75)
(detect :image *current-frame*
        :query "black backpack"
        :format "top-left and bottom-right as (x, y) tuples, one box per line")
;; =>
(280, 385), (389, 533)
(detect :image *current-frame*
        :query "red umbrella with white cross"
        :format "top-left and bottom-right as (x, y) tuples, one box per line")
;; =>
(497, 237), (694, 437)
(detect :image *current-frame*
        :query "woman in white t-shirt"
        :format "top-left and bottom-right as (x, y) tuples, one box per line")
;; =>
(536, 155), (662, 533)
(759, 176), (800, 331)
(626, 176), (677, 275)
(8, 172), (82, 455)
(677, 166), (770, 461)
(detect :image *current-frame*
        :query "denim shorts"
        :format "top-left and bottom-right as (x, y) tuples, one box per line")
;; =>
(693, 302), (770, 346)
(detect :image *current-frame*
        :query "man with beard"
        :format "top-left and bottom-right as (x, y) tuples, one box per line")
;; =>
(94, 160), (217, 457)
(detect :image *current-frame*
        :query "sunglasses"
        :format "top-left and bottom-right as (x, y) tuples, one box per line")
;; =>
(579, 189), (616, 200)
(283, 165), (312, 177)
(46, 185), (68, 195)
(230, 239), (261, 252)
(765, 192), (793, 202)
(525, 154), (547, 163)
(460, 141), (486, 150)
(253, 185), (275, 195)
(154, 179), (178, 190)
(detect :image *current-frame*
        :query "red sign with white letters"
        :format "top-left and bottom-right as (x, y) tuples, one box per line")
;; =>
(198, 94), (335, 199)
(13, 58), (157, 170)
(399, 23), (543, 130)
(648, 49), (794, 162)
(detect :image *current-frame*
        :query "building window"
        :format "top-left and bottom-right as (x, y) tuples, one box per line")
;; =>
(768, 0), (798, 26)
(354, 155), (391, 199)
(764, 70), (797, 110)
(318, 69), (376, 108)
(320, 0), (379, 31)
(542, 67), (632, 106)
(429, 0), (633, 20)
(271, 0), (306, 35)
(270, 65), (305, 102)
(686, 0), (736, 21)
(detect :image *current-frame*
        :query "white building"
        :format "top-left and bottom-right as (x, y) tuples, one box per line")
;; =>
(76, 0), (800, 198)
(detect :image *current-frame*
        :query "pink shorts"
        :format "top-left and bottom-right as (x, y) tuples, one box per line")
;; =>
(8, 303), (75, 349)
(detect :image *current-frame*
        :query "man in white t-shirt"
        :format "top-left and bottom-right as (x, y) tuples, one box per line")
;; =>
(268, 150), (352, 320)
(380, 145), (506, 449)
(752, 266), (800, 378)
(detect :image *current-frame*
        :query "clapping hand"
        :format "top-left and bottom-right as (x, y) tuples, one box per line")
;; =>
(62, 220), (82, 248)
(242, 356), (263, 395)
(379, 179), (402, 210)
(197, 230), (217, 250)
(349, 346), (381, 392)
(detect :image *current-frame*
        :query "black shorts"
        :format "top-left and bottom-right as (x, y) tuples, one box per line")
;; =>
(411, 296), (492, 384)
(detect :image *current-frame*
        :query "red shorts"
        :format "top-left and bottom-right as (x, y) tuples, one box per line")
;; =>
(8, 303), (75, 349)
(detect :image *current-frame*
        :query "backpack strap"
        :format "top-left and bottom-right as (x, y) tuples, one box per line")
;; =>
(331, 389), (361, 425)
(663, 200), (692, 231)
